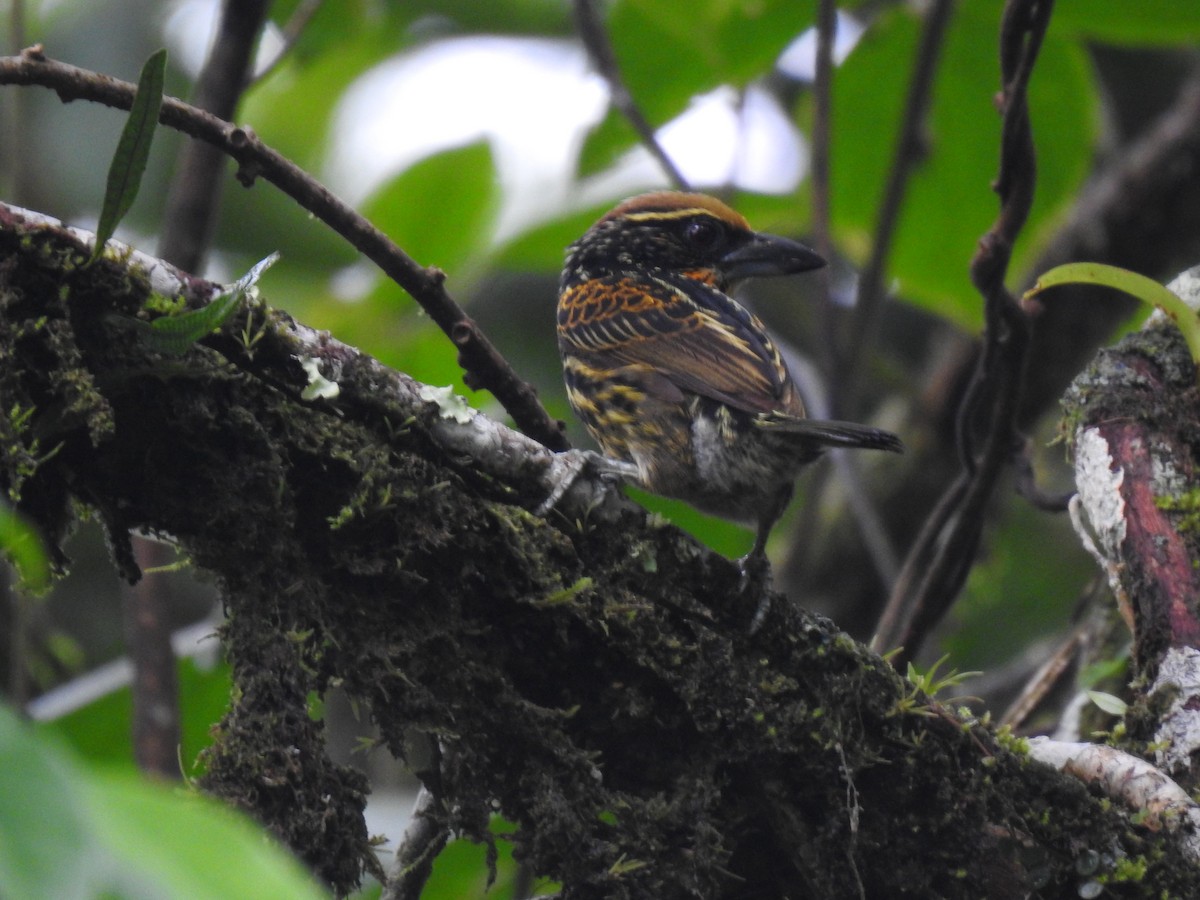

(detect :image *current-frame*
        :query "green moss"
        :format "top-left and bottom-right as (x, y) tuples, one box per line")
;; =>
(1102, 854), (1149, 883)
(142, 290), (188, 316)
(1154, 488), (1200, 533)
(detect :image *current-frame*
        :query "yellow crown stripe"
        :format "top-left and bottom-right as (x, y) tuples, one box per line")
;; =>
(621, 207), (721, 223)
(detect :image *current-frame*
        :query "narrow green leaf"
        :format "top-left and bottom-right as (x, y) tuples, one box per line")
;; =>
(136, 252), (280, 355)
(1024, 262), (1200, 377)
(90, 49), (168, 263)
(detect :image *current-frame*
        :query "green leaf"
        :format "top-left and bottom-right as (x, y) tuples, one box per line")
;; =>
(1025, 262), (1200, 374)
(606, 0), (817, 127)
(138, 252), (280, 355)
(85, 770), (323, 899)
(90, 49), (168, 263)
(1051, 2), (1200, 44)
(38, 658), (233, 771)
(831, 3), (1096, 330)
(361, 141), (500, 282)
(1086, 690), (1129, 718)
(0, 704), (323, 899)
(575, 107), (641, 181)
(421, 819), (552, 899)
(947, 498), (1093, 669)
(0, 501), (49, 593)
(494, 203), (608, 272)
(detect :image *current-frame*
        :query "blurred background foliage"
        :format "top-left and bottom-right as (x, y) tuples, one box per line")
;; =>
(4, 0), (1200, 896)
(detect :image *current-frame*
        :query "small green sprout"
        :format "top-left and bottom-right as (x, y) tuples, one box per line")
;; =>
(1024, 262), (1200, 378)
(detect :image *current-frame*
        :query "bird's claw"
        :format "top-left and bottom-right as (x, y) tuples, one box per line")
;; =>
(536, 449), (638, 517)
(738, 551), (774, 634)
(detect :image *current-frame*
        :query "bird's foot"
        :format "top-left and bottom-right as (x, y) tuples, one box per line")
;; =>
(536, 449), (638, 516)
(737, 550), (774, 634)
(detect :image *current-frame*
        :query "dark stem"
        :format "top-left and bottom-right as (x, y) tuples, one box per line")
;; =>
(156, 0), (269, 274)
(572, 0), (690, 191)
(121, 539), (182, 778)
(836, 0), (956, 421)
(873, 0), (1053, 661)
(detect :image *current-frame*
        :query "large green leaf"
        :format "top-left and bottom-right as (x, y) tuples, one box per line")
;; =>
(38, 657), (233, 770)
(420, 818), (558, 900)
(1051, 2), (1200, 44)
(575, 0), (822, 178)
(493, 202), (608, 272)
(0, 704), (323, 900)
(831, 2), (1095, 330)
(605, 0), (817, 128)
(0, 707), (91, 899)
(362, 141), (500, 279)
(242, 28), (395, 171)
(945, 493), (1093, 669)
(270, 0), (571, 57)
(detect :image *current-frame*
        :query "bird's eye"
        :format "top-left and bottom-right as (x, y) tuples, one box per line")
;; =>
(681, 218), (724, 251)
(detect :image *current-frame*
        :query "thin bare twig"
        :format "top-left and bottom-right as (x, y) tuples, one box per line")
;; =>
(872, 0), (1053, 660)
(999, 626), (1085, 730)
(252, 0), (325, 86)
(572, 0), (690, 190)
(836, 0), (955, 422)
(1, 0), (27, 202)
(0, 47), (569, 452)
(811, 0), (838, 355)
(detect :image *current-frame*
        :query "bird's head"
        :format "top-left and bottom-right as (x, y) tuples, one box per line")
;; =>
(562, 191), (826, 289)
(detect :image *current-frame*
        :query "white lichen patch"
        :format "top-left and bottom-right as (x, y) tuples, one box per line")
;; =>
(300, 357), (340, 400)
(1150, 445), (1189, 497)
(418, 384), (474, 424)
(1162, 265), (1200, 316)
(1151, 646), (1200, 779)
(1074, 426), (1126, 559)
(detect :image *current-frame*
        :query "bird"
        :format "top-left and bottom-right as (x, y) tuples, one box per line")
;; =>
(555, 191), (902, 621)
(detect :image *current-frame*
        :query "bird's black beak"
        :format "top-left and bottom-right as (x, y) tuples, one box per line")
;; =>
(719, 232), (826, 282)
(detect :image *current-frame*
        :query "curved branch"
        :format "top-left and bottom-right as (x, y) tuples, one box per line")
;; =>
(0, 46), (569, 452)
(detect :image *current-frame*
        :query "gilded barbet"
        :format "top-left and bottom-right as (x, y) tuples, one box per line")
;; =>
(555, 192), (902, 614)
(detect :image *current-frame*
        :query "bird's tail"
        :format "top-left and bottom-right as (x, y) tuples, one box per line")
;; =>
(757, 413), (903, 453)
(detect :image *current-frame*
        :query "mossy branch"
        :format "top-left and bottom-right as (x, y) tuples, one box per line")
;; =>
(2, 202), (1196, 899)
